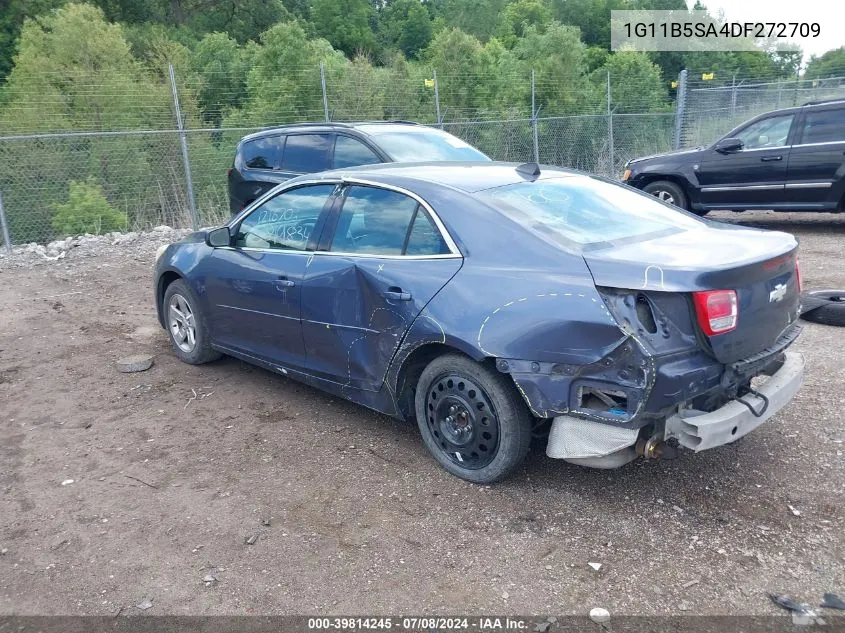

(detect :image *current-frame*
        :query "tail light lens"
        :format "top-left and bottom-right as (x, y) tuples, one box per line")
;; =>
(795, 258), (802, 293)
(693, 289), (738, 336)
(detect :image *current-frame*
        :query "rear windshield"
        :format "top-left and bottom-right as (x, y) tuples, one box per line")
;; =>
(360, 127), (490, 162)
(480, 176), (703, 249)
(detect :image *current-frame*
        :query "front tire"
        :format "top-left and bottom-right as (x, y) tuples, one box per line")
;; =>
(163, 279), (221, 365)
(414, 354), (533, 484)
(644, 180), (688, 210)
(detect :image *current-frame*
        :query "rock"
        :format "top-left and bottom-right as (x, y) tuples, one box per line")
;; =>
(501, 591), (509, 599)
(678, 601), (692, 612)
(202, 573), (218, 586)
(589, 608), (610, 623)
(136, 598), (153, 610)
(61, 479), (74, 486)
(117, 355), (154, 373)
(152, 225), (173, 233)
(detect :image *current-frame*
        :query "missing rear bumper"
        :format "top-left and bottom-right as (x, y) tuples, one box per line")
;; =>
(665, 351), (804, 451)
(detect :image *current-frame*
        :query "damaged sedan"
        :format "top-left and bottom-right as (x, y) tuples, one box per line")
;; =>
(154, 162), (804, 483)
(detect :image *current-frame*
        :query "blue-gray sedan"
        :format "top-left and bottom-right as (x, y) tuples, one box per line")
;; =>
(154, 162), (804, 483)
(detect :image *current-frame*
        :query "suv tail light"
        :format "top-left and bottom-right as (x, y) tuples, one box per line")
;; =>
(795, 258), (802, 293)
(693, 289), (738, 336)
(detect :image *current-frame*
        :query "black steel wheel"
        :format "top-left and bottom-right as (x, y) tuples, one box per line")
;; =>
(415, 354), (533, 483)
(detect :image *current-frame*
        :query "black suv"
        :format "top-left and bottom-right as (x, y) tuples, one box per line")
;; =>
(623, 98), (845, 215)
(227, 121), (490, 213)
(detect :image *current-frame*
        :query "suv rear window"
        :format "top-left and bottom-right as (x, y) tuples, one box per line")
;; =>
(481, 176), (702, 249)
(242, 136), (281, 169)
(281, 134), (333, 173)
(800, 108), (845, 144)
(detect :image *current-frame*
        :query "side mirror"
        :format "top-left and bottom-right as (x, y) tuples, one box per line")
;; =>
(206, 226), (231, 248)
(715, 137), (743, 153)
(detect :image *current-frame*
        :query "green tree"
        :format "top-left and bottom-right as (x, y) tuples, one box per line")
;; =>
(310, 0), (376, 57)
(0, 0), (65, 80)
(429, 0), (508, 41)
(377, 0), (434, 59)
(598, 50), (667, 113)
(805, 47), (845, 80)
(497, 0), (553, 43)
(549, 0), (629, 49)
(191, 33), (251, 125)
(51, 177), (128, 236)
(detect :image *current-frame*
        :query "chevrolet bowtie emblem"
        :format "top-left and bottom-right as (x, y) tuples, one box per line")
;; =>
(769, 283), (787, 303)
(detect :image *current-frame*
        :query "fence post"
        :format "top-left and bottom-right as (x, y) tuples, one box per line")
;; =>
(673, 69), (688, 150)
(168, 63), (199, 230)
(320, 62), (330, 122)
(531, 69), (539, 163)
(433, 70), (442, 128)
(607, 71), (614, 176)
(776, 80), (782, 109)
(730, 74), (737, 118)
(0, 191), (12, 254)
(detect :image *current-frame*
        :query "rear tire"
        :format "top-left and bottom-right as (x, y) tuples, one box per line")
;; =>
(800, 289), (845, 327)
(163, 279), (222, 364)
(644, 180), (688, 211)
(414, 354), (533, 484)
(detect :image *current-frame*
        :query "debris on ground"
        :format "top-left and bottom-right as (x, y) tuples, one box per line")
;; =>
(501, 591), (509, 600)
(821, 593), (845, 610)
(787, 504), (802, 517)
(244, 534), (259, 545)
(202, 573), (218, 587)
(261, 518), (271, 527)
(589, 608), (610, 623)
(534, 622), (550, 632)
(678, 600), (692, 611)
(588, 562), (602, 571)
(136, 597), (153, 610)
(682, 579), (700, 589)
(116, 355), (154, 373)
(184, 389), (198, 409)
(769, 593), (813, 614)
(60, 479), (74, 486)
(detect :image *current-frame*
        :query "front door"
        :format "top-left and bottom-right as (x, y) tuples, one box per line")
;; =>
(697, 112), (797, 209)
(205, 184), (337, 368)
(301, 184), (462, 390)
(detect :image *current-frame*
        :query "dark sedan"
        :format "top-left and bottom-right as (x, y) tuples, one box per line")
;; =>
(155, 162), (804, 483)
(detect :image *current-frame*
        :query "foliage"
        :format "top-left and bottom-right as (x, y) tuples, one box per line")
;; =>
(51, 177), (127, 235)
(805, 47), (845, 80)
(310, 0), (376, 58)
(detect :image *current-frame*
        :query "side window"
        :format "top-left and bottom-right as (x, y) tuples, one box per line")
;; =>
(234, 185), (335, 251)
(280, 134), (333, 173)
(329, 186), (419, 255)
(800, 109), (845, 144)
(405, 209), (450, 255)
(735, 114), (794, 150)
(241, 136), (280, 170)
(333, 136), (381, 168)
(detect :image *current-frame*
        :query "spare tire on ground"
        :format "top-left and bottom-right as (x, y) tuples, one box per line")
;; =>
(800, 290), (845, 327)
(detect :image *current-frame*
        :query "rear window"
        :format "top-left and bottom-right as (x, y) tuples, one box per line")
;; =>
(241, 136), (281, 169)
(360, 127), (490, 162)
(480, 176), (703, 249)
(281, 134), (333, 173)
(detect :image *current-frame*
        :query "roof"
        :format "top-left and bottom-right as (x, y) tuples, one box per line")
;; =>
(303, 161), (580, 193)
(238, 120), (422, 144)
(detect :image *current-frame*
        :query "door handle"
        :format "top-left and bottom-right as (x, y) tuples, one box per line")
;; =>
(273, 278), (295, 291)
(760, 155), (783, 161)
(384, 288), (412, 301)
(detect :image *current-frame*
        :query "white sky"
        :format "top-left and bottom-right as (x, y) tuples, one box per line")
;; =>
(689, 0), (844, 63)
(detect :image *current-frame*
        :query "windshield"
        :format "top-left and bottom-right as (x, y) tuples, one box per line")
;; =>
(480, 176), (704, 249)
(359, 126), (490, 162)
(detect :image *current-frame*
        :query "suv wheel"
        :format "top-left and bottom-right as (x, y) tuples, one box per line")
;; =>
(644, 180), (688, 210)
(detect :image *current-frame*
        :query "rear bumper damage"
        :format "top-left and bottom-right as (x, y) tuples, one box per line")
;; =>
(544, 351), (804, 468)
(664, 350), (804, 451)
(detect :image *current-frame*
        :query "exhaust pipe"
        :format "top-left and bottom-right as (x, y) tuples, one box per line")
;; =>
(636, 433), (678, 460)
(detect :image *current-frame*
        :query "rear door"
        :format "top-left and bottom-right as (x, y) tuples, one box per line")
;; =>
(300, 184), (462, 390)
(784, 104), (845, 209)
(205, 184), (338, 369)
(697, 112), (797, 209)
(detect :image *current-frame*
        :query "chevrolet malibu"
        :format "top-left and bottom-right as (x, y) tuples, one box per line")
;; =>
(154, 162), (804, 483)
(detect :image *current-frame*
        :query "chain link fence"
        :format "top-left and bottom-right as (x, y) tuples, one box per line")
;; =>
(2, 63), (845, 247)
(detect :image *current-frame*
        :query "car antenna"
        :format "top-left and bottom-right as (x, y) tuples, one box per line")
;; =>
(516, 162), (541, 179)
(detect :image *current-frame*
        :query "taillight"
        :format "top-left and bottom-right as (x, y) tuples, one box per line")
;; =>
(693, 289), (738, 336)
(795, 258), (802, 293)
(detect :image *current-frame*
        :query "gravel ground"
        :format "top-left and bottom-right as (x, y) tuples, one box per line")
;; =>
(0, 211), (843, 617)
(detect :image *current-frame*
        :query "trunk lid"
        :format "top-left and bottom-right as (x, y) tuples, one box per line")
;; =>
(584, 224), (800, 364)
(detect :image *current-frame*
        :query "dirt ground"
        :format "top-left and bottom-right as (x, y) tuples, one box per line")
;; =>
(0, 211), (843, 617)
